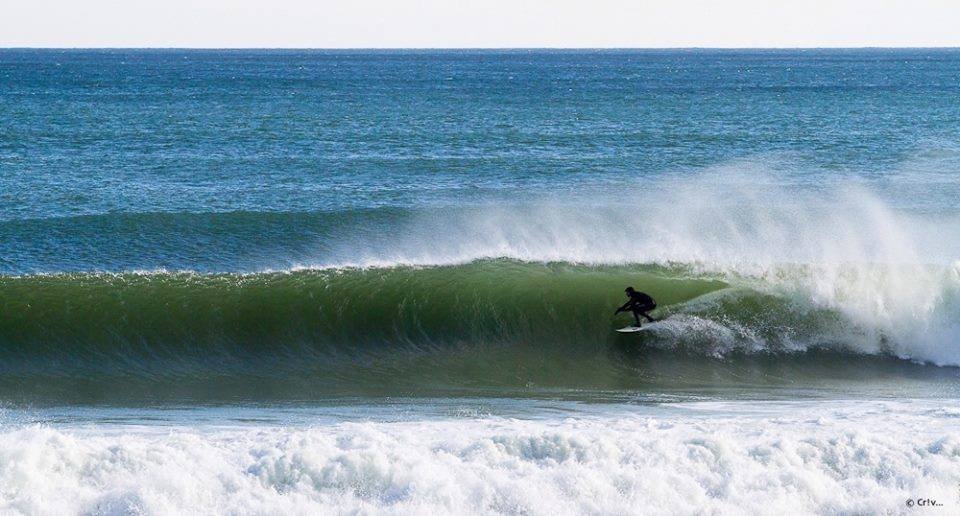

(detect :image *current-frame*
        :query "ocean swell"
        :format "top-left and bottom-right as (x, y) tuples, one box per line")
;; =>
(0, 258), (957, 396)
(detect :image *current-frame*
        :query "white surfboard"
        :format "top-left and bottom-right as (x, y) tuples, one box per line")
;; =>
(615, 319), (665, 333)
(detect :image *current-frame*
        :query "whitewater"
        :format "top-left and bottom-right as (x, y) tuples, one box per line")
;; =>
(2, 400), (958, 515)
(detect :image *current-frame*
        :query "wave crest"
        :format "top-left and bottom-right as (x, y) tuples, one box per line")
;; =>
(1, 259), (957, 377)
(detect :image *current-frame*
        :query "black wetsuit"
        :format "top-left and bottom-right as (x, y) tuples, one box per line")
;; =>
(617, 291), (656, 326)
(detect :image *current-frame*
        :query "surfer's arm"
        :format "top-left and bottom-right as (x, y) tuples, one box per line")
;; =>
(614, 300), (631, 314)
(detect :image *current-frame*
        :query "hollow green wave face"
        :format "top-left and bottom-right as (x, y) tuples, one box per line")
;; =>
(2, 260), (957, 403)
(0, 261), (724, 362)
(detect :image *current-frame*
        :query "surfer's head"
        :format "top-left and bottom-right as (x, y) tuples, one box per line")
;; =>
(625, 286), (635, 295)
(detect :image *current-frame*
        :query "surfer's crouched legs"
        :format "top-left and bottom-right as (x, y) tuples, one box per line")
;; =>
(632, 303), (656, 325)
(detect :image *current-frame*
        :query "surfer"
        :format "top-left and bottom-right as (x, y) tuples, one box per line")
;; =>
(615, 287), (657, 327)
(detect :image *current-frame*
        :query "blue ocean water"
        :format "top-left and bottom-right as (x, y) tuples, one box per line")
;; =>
(3, 49), (960, 272)
(1, 49), (960, 513)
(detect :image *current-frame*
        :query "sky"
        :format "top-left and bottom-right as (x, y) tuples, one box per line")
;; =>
(2, 0), (959, 48)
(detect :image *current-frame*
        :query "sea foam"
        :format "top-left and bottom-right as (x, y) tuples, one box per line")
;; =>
(1, 400), (957, 515)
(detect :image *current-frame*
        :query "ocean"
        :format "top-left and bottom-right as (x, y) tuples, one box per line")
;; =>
(1, 49), (959, 514)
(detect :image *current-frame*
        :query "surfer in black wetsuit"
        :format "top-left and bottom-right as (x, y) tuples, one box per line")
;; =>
(615, 287), (657, 327)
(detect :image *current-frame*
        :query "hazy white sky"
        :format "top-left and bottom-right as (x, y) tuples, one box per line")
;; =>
(2, 0), (959, 48)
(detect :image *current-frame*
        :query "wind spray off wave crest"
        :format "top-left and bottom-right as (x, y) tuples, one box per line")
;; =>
(306, 166), (960, 364)
(322, 166), (960, 268)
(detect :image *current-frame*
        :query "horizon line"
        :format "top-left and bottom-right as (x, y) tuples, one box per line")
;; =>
(3, 46), (960, 51)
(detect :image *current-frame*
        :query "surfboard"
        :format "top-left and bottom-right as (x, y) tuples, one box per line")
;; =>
(615, 319), (665, 333)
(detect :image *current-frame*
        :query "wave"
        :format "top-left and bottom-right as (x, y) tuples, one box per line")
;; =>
(1, 258), (958, 401)
(2, 400), (958, 514)
(3, 165), (960, 401)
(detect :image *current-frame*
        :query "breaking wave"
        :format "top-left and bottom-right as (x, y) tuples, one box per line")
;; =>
(3, 166), (959, 400)
(0, 257), (957, 402)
